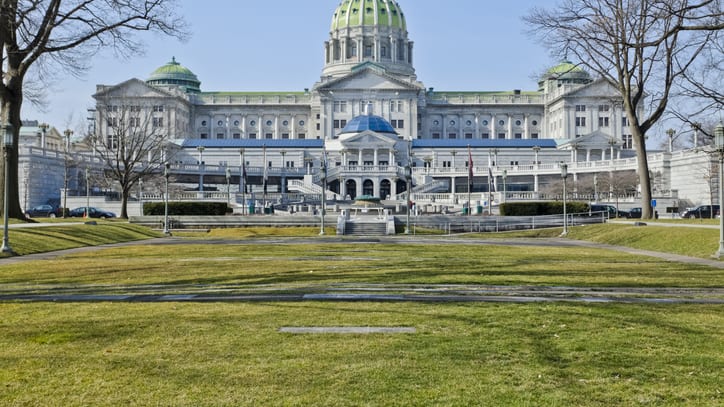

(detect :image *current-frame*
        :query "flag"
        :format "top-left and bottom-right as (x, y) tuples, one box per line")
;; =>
(467, 145), (474, 191)
(262, 144), (268, 195)
(241, 159), (247, 193)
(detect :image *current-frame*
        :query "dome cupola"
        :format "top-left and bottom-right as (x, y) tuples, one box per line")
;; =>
(538, 61), (593, 91)
(146, 57), (201, 93)
(323, 0), (415, 79)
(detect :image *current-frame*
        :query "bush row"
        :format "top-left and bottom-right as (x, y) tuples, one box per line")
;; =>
(143, 202), (230, 216)
(500, 201), (590, 216)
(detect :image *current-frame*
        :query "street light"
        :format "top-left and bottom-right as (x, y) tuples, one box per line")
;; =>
(1, 122), (14, 254)
(714, 122), (724, 258)
(62, 129), (73, 218)
(39, 123), (49, 152)
(280, 150), (286, 194)
(502, 169), (507, 204)
(239, 148), (245, 215)
(666, 128), (676, 153)
(405, 163), (412, 234)
(163, 162), (171, 236)
(561, 163), (569, 236)
(319, 155), (327, 235)
(197, 145), (205, 193)
(226, 167), (232, 207)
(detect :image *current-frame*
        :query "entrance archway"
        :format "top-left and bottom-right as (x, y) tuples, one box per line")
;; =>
(363, 179), (374, 196)
(345, 179), (357, 200)
(380, 179), (391, 199)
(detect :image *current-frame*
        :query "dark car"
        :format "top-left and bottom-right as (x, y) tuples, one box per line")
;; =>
(627, 207), (659, 219)
(589, 204), (623, 218)
(25, 204), (60, 218)
(68, 207), (116, 219)
(681, 205), (719, 219)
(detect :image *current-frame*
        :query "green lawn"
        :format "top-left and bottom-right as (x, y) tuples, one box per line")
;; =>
(1, 223), (723, 405)
(0, 302), (721, 406)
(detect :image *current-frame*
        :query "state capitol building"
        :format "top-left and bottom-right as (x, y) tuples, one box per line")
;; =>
(19, 0), (714, 215)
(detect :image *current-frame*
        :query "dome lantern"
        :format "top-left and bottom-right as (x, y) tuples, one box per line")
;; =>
(146, 57), (201, 93)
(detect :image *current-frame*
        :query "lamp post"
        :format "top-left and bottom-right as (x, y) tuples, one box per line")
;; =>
(38, 123), (49, 153)
(1, 122), (14, 254)
(85, 167), (90, 218)
(502, 169), (507, 204)
(62, 129), (73, 218)
(226, 167), (232, 208)
(280, 150), (286, 194)
(561, 163), (568, 236)
(714, 122), (724, 258)
(163, 163), (171, 236)
(239, 148), (245, 215)
(319, 155), (327, 235)
(593, 174), (598, 203)
(405, 163), (412, 234)
(197, 146), (205, 193)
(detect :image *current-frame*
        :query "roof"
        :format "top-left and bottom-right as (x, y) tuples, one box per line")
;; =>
(181, 139), (325, 149)
(146, 57), (201, 93)
(339, 114), (397, 135)
(331, 0), (406, 31)
(412, 139), (558, 149)
(541, 61), (592, 82)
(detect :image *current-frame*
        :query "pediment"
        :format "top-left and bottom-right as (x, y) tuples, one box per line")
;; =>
(93, 78), (184, 100)
(561, 129), (616, 148)
(340, 130), (398, 148)
(563, 78), (621, 98)
(318, 68), (423, 92)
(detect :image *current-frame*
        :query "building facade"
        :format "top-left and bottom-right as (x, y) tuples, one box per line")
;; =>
(20, 0), (714, 213)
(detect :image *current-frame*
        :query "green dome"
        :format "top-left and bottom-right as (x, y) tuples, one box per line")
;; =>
(542, 61), (592, 82)
(331, 0), (406, 31)
(146, 57), (201, 93)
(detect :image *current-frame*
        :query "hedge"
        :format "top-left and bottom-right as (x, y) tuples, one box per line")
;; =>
(143, 202), (230, 216)
(500, 201), (590, 216)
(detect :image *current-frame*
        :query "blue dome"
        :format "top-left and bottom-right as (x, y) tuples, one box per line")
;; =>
(340, 114), (397, 135)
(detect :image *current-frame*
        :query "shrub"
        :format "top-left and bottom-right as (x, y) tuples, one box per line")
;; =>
(500, 201), (589, 216)
(143, 202), (228, 216)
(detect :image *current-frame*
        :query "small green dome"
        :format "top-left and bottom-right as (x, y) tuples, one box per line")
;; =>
(543, 61), (592, 82)
(331, 0), (406, 31)
(146, 57), (201, 93)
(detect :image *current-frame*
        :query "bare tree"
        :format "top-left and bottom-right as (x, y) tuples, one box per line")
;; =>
(89, 101), (175, 219)
(525, 0), (723, 219)
(0, 0), (188, 219)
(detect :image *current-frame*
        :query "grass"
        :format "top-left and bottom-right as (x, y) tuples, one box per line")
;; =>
(0, 302), (721, 406)
(0, 241), (722, 289)
(0, 222), (160, 257)
(1, 222), (723, 404)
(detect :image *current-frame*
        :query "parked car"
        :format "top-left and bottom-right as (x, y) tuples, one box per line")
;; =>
(627, 207), (659, 219)
(25, 204), (60, 218)
(68, 207), (116, 219)
(681, 205), (719, 219)
(589, 204), (625, 218)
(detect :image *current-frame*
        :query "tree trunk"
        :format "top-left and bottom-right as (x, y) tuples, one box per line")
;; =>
(632, 129), (653, 219)
(120, 187), (130, 219)
(0, 90), (26, 220)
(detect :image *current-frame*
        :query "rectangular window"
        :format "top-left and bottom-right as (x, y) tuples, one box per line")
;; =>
(498, 133), (506, 139)
(233, 133), (241, 139)
(622, 135), (633, 149)
(598, 117), (610, 127)
(390, 100), (404, 112)
(334, 101), (347, 113)
(598, 105), (610, 112)
(391, 119), (405, 129)
(482, 133), (490, 139)
(265, 133), (273, 139)
(575, 117), (586, 127)
(465, 133), (473, 139)
(364, 45), (372, 57)
(432, 133), (441, 139)
(298, 133), (306, 139)
(448, 133), (457, 139)
(200, 133), (208, 139)
(316, 123), (321, 131)
(152, 117), (163, 128)
(531, 133), (539, 139)
(381, 46), (387, 57)
(575, 105), (586, 112)
(216, 133), (224, 139)
(622, 117), (629, 126)
(514, 133), (522, 139)
(249, 133), (257, 139)
(153, 105), (164, 112)
(282, 133), (289, 139)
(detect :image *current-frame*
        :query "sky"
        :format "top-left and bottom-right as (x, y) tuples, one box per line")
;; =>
(22, 0), (557, 133)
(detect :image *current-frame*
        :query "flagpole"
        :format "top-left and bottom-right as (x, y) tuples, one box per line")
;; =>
(467, 145), (472, 217)
(240, 148), (246, 215)
(262, 144), (267, 211)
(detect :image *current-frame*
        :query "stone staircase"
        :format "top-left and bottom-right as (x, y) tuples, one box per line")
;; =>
(343, 221), (388, 236)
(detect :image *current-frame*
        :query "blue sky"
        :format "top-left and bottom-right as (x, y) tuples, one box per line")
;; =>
(24, 0), (556, 132)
